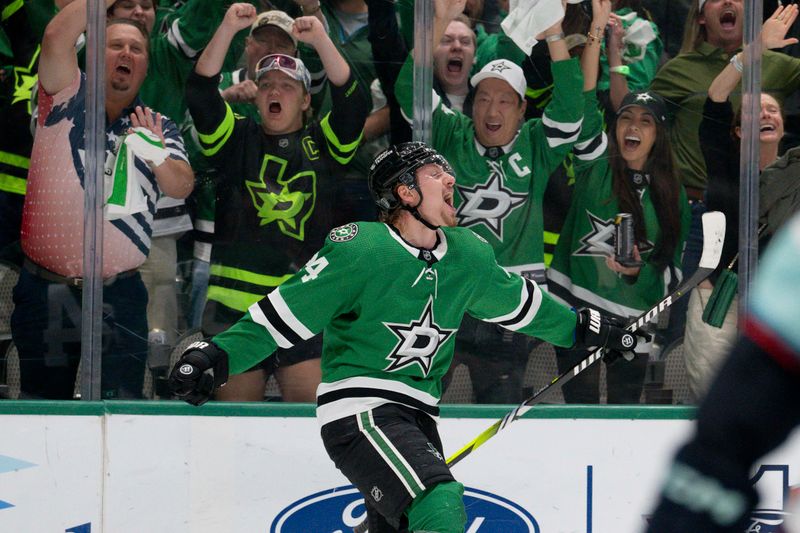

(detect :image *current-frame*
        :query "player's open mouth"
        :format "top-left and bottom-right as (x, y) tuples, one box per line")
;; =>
(624, 135), (641, 149)
(720, 10), (737, 29)
(116, 65), (131, 75)
(760, 124), (776, 133)
(269, 101), (282, 114)
(447, 58), (463, 73)
(443, 193), (455, 213)
(485, 122), (501, 133)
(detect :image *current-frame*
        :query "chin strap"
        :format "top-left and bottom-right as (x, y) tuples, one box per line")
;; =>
(401, 188), (439, 230)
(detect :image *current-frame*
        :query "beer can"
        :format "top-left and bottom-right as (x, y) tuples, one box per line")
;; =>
(614, 213), (635, 264)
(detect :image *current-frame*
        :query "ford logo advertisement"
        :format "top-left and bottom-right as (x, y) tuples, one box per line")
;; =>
(270, 485), (539, 532)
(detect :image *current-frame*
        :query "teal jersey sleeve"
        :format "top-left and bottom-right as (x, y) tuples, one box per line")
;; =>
(749, 214), (800, 357)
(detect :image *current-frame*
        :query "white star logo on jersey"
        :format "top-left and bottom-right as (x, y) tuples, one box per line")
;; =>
(575, 211), (654, 257)
(382, 296), (456, 376)
(455, 162), (527, 240)
(575, 212), (617, 257)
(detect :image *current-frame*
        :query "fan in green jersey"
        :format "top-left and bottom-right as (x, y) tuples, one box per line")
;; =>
(548, 3), (690, 404)
(169, 141), (640, 532)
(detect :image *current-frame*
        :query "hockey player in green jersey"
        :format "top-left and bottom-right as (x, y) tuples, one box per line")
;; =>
(547, 11), (690, 404)
(395, 0), (585, 404)
(168, 142), (638, 532)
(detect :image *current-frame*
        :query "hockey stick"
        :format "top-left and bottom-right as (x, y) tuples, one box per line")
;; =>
(354, 211), (725, 533)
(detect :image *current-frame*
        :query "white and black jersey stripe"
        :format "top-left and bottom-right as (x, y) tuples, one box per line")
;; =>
(316, 376), (440, 426)
(574, 131), (608, 161)
(542, 113), (582, 147)
(248, 288), (315, 349)
(483, 278), (543, 331)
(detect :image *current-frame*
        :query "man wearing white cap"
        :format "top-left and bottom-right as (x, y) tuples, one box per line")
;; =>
(186, 3), (369, 402)
(396, 0), (585, 404)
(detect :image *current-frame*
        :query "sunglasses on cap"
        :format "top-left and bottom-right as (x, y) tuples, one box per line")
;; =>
(254, 54), (311, 91)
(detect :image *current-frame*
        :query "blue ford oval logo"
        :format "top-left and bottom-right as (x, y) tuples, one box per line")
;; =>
(270, 485), (538, 532)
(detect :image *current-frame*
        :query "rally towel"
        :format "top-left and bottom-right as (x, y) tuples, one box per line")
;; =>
(501, 0), (583, 55)
(104, 127), (168, 220)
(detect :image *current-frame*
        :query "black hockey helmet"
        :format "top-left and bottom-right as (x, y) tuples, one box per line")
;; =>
(368, 142), (453, 212)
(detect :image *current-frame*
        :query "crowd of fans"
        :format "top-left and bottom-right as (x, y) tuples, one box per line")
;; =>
(1, 0), (799, 404)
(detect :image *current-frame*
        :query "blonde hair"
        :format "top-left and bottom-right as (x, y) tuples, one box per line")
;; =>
(679, 1), (706, 54)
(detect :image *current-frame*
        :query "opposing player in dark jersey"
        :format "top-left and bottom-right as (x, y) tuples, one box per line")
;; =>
(185, 3), (369, 401)
(646, 212), (800, 532)
(169, 142), (638, 532)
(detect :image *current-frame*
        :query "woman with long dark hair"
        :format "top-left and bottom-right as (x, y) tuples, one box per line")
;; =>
(547, 1), (690, 403)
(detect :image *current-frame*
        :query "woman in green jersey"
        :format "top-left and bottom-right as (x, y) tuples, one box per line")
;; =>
(548, 2), (690, 403)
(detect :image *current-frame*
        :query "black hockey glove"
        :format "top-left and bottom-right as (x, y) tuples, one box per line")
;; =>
(168, 340), (229, 406)
(574, 308), (637, 359)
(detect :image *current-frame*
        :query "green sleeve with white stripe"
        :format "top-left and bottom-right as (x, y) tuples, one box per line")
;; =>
(212, 238), (362, 375)
(528, 58), (584, 181)
(466, 236), (577, 348)
(572, 89), (607, 163)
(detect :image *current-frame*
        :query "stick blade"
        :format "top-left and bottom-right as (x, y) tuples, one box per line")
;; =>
(698, 211), (726, 271)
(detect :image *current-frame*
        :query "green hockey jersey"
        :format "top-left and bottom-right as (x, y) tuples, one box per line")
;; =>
(213, 222), (578, 425)
(547, 92), (691, 320)
(395, 57), (584, 286)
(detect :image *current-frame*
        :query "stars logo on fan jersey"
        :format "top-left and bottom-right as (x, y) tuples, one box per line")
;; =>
(382, 296), (456, 376)
(245, 154), (316, 241)
(575, 212), (653, 257)
(455, 161), (527, 240)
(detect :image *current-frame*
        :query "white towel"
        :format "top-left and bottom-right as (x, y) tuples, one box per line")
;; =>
(104, 127), (167, 220)
(501, 0), (566, 56)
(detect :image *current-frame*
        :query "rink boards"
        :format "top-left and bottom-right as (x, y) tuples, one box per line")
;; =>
(1, 402), (799, 533)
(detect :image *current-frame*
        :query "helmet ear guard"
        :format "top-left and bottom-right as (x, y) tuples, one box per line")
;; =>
(374, 169), (417, 211)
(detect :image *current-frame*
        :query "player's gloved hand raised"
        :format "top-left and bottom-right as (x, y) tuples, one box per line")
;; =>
(168, 340), (229, 406)
(574, 308), (637, 358)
